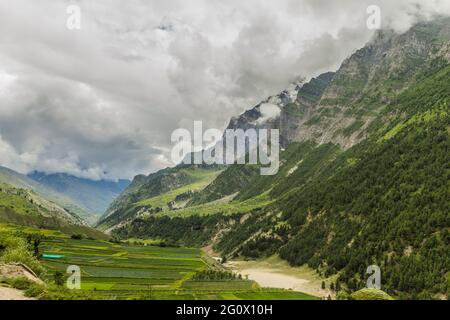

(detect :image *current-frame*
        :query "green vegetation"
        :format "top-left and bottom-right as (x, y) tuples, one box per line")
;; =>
(97, 166), (221, 230)
(3, 19), (447, 301)
(0, 166), (92, 222)
(0, 225), (45, 276)
(111, 32), (450, 300)
(341, 120), (365, 137)
(28, 172), (130, 225)
(0, 184), (106, 240)
(39, 238), (206, 298)
(299, 72), (335, 106)
(350, 289), (394, 300)
(109, 66), (450, 300)
(188, 165), (259, 206)
(0, 224), (315, 300)
(136, 169), (220, 209)
(115, 213), (241, 247)
(0, 184), (42, 217)
(158, 193), (272, 218)
(276, 70), (450, 299)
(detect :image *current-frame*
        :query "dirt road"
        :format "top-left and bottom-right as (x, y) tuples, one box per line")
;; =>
(0, 286), (34, 300)
(0, 263), (42, 300)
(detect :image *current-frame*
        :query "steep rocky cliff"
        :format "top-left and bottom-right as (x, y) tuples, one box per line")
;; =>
(227, 18), (450, 150)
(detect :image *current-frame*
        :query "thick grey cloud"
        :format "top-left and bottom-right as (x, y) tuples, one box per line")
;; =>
(0, 0), (448, 180)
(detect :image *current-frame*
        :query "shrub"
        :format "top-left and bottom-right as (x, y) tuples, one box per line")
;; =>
(0, 234), (45, 276)
(25, 283), (46, 298)
(54, 271), (64, 287)
(350, 289), (394, 300)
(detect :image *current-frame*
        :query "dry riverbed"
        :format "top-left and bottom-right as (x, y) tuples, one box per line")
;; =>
(225, 256), (333, 298)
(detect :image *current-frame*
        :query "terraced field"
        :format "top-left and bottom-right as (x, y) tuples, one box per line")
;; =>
(40, 238), (317, 299)
(2, 224), (317, 300)
(40, 237), (205, 298)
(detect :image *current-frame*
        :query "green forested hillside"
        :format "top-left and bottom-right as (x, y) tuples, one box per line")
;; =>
(278, 108), (449, 299)
(215, 65), (450, 299)
(107, 19), (450, 299)
(214, 65), (450, 299)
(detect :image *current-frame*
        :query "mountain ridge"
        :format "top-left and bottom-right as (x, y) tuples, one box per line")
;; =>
(0, 166), (91, 222)
(100, 18), (450, 299)
(28, 171), (130, 224)
(0, 167), (107, 239)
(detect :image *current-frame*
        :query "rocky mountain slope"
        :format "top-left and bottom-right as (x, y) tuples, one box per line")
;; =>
(228, 18), (450, 150)
(102, 18), (450, 299)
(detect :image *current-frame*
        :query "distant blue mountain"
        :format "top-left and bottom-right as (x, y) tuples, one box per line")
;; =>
(28, 171), (130, 224)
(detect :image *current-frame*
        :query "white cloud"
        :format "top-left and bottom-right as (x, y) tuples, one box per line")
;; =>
(257, 104), (281, 124)
(0, 0), (448, 180)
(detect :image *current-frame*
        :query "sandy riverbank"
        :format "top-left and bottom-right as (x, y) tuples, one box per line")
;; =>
(225, 257), (332, 298)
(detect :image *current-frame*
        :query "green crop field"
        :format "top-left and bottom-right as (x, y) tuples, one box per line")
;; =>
(39, 237), (205, 294)
(1, 224), (317, 300)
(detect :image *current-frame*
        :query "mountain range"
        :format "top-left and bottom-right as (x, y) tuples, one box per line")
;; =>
(0, 166), (106, 238)
(28, 171), (129, 225)
(0, 17), (448, 300)
(0, 166), (129, 226)
(97, 18), (450, 299)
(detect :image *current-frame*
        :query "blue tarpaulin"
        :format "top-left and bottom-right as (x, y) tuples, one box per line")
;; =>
(42, 254), (65, 259)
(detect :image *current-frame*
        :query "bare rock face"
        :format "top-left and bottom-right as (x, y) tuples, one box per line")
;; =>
(228, 18), (450, 150)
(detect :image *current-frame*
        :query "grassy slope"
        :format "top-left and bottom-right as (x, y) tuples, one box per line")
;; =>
(97, 167), (221, 230)
(187, 165), (260, 206)
(0, 184), (107, 240)
(154, 193), (272, 218)
(28, 172), (129, 222)
(0, 167), (91, 223)
(350, 289), (394, 300)
(136, 169), (221, 209)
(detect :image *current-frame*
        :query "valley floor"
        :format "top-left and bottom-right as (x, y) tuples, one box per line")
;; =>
(0, 224), (318, 300)
(226, 256), (332, 299)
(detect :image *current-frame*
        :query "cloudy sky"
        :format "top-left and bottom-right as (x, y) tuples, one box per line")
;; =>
(0, 0), (449, 180)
